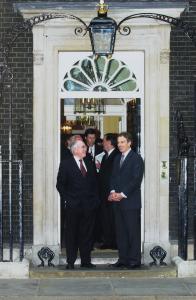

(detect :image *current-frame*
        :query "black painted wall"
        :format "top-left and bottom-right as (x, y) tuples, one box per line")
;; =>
(0, 0), (195, 244)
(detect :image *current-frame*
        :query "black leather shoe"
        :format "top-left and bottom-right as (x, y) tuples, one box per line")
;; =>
(66, 263), (74, 270)
(99, 244), (117, 250)
(126, 263), (141, 269)
(110, 261), (126, 268)
(80, 263), (96, 268)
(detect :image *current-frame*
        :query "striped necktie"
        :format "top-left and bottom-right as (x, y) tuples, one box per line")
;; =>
(79, 159), (87, 177)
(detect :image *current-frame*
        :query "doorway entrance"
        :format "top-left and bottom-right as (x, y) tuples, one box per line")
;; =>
(60, 98), (141, 159)
(60, 97), (142, 251)
(59, 50), (144, 253)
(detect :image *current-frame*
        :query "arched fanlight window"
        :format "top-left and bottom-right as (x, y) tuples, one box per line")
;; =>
(61, 56), (138, 92)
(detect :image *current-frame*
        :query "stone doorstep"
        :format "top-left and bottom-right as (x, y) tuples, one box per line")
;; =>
(59, 257), (118, 265)
(1, 298), (196, 300)
(30, 264), (177, 279)
(0, 259), (29, 279)
(59, 249), (119, 266)
(173, 256), (196, 278)
(0, 297), (195, 300)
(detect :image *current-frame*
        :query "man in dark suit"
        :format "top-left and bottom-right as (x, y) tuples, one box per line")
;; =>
(85, 128), (103, 162)
(56, 139), (100, 269)
(61, 134), (83, 161)
(99, 133), (119, 249)
(108, 132), (144, 269)
(84, 128), (103, 246)
(60, 134), (83, 248)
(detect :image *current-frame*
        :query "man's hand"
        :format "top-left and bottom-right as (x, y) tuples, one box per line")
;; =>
(95, 160), (101, 170)
(108, 192), (114, 201)
(112, 193), (123, 201)
(108, 192), (123, 202)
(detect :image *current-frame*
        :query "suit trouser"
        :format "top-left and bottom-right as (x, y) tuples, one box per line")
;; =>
(65, 206), (95, 265)
(61, 201), (66, 248)
(101, 201), (116, 247)
(113, 207), (141, 265)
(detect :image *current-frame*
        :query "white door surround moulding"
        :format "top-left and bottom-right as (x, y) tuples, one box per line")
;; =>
(17, 3), (185, 23)
(17, 6), (185, 265)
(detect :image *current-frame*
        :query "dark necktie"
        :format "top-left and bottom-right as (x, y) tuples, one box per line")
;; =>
(88, 146), (93, 160)
(89, 147), (93, 159)
(79, 159), (87, 177)
(101, 152), (108, 165)
(120, 154), (125, 168)
(105, 152), (109, 160)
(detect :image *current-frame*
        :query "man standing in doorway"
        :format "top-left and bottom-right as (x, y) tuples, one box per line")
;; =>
(108, 132), (144, 269)
(99, 133), (119, 249)
(85, 128), (103, 162)
(84, 128), (103, 246)
(61, 134), (83, 161)
(60, 134), (83, 248)
(56, 139), (99, 269)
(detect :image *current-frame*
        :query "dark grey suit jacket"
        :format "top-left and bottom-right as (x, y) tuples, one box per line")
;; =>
(110, 150), (144, 210)
(99, 148), (119, 201)
(56, 156), (100, 210)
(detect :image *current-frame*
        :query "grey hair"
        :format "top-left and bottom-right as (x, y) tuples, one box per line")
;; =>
(70, 140), (85, 154)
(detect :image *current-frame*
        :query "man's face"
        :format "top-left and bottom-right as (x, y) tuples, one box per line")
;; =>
(86, 134), (96, 147)
(103, 137), (113, 152)
(117, 136), (131, 154)
(74, 141), (87, 159)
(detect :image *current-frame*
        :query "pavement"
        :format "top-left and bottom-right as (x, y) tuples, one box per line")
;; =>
(1, 276), (196, 299)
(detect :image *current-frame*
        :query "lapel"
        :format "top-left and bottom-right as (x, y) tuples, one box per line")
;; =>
(83, 157), (91, 177)
(119, 149), (134, 171)
(71, 156), (87, 178)
(116, 154), (121, 172)
(108, 148), (118, 161)
(94, 145), (97, 156)
(101, 148), (116, 169)
(101, 152), (107, 163)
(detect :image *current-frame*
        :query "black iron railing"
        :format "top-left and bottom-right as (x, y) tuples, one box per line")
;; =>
(176, 110), (190, 260)
(0, 146), (24, 262)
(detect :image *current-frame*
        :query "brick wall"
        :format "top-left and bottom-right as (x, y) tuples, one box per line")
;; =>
(170, 0), (196, 240)
(0, 0), (33, 243)
(0, 0), (195, 244)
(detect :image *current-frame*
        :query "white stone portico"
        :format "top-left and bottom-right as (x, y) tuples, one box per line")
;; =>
(15, 2), (185, 265)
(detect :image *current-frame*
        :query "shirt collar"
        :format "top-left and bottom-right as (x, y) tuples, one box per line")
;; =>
(89, 144), (95, 150)
(121, 148), (131, 159)
(108, 148), (115, 156)
(73, 155), (82, 162)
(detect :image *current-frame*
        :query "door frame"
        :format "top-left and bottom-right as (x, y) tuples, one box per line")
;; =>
(58, 51), (145, 249)
(29, 14), (172, 265)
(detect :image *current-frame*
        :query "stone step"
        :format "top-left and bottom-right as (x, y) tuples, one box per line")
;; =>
(30, 264), (177, 279)
(60, 249), (119, 265)
(0, 297), (194, 300)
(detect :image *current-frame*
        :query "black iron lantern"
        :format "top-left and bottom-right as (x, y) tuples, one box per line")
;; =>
(88, 0), (117, 56)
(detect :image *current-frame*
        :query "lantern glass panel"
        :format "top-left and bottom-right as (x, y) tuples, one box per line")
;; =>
(91, 28), (114, 54)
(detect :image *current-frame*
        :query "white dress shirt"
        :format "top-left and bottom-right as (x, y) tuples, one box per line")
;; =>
(121, 148), (131, 160)
(73, 156), (87, 172)
(88, 145), (95, 158)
